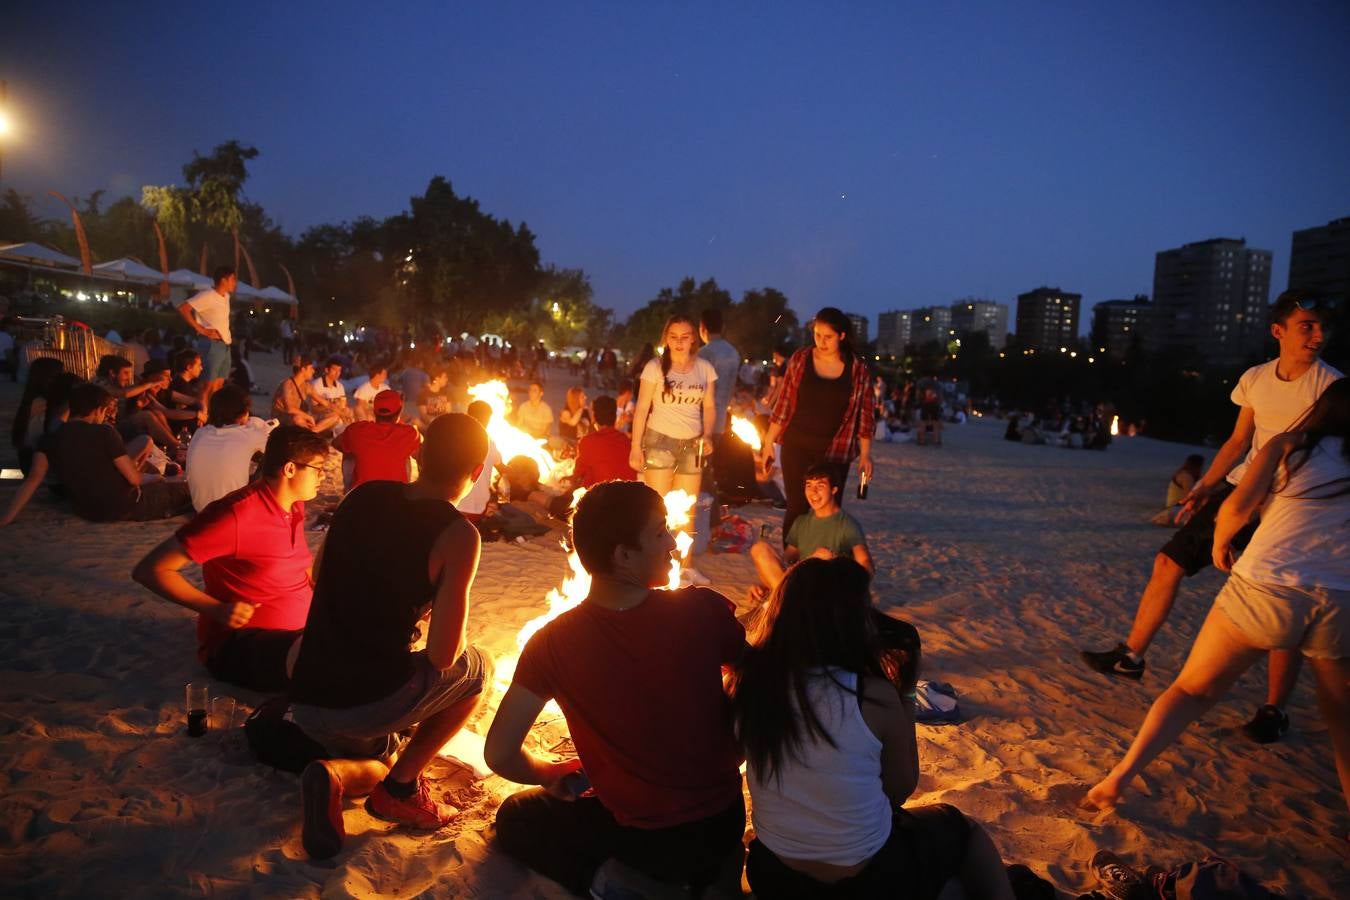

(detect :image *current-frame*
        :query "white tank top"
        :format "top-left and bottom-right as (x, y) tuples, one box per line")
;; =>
(1235, 438), (1350, 590)
(748, 668), (892, 867)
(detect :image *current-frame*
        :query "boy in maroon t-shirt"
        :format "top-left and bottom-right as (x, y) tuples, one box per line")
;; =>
(572, 395), (637, 488)
(485, 481), (747, 896)
(132, 426), (330, 691)
(333, 390), (421, 490)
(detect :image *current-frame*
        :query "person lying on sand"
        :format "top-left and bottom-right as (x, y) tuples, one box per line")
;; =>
(747, 463), (873, 604)
(288, 414), (494, 859)
(132, 426), (327, 693)
(485, 480), (748, 897)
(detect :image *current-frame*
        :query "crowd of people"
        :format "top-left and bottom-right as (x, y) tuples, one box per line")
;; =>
(1, 282), (1345, 897)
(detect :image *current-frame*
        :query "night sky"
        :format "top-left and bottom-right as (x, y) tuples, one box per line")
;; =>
(3, 2), (1348, 329)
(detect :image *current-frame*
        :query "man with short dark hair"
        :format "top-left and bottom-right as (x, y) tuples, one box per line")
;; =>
(333, 390), (421, 491)
(748, 462), (872, 601)
(458, 399), (506, 521)
(573, 395), (637, 488)
(185, 384), (272, 510)
(176, 265), (237, 408)
(290, 413), (493, 858)
(486, 480), (747, 897)
(132, 425), (328, 691)
(352, 362), (392, 421)
(1082, 290), (1341, 742)
(1, 383), (191, 525)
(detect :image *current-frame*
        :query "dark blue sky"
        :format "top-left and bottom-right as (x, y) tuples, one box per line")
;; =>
(4, 2), (1348, 330)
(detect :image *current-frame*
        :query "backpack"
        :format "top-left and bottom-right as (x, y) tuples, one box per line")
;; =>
(243, 696), (329, 773)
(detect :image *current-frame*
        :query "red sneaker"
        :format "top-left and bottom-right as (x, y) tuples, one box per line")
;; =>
(301, 760), (344, 859)
(365, 778), (457, 830)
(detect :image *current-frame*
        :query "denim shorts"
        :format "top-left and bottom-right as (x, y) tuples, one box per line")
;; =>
(204, 339), (231, 382)
(290, 645), (492, 759)
(1214, 573), (1350, 659)
(641, 429), (704, 476)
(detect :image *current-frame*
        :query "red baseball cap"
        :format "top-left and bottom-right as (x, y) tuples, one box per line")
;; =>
(374, 390), (404, 417)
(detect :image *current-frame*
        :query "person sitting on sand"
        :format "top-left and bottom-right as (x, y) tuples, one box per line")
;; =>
(1150, 453), (1205, 526)
(185, 384), (273, 511)
(132, 426), (328, 692)
(513, 381), (554, 440)
(289, 414), (493, 858)
(458, 400), (507, 523)
(332, 390), (421, 492)
(272, 356), (343, 434)
(747, 464), (873, 603)
(95, 354), (181, 457)
(485, 480), (748, 897)
(572, 395), (637, 489)
(350, 361), (392, 421)
(1085, 378), (1350, 823)
(730, 557), (1016, 899)
(1, 383), (192, 526)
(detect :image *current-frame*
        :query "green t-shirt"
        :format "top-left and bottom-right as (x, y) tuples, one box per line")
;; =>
(786, 510), (866, 559)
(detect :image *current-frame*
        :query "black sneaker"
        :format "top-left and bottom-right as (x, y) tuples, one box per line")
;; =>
(1090, 850), (1150, 900)
(1242, 704), (1290, 744)
(1081, 643), (1145, 680)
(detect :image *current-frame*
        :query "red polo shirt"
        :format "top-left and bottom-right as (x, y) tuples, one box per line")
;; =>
(574, 427), (637, 488)
(176, 481), (313, 662)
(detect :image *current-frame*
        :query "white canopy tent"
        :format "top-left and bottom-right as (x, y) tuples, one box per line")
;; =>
(168, 269), (213, 289)
(91, 258), (165, 284)
(0, 242), (83, 269)
(257, 285), (297, 305)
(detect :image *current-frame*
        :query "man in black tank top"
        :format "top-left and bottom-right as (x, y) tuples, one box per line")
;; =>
(289, 413), (494, 859)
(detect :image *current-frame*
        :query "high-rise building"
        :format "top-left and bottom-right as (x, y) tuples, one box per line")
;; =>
(1289, 216), (1350, 312)
(949, 298), (1009, 349)
(844, 312), (870, 346)
(876, 310), (911, 356)
(1091, 295), (1152, 360)
(1150, 237), (1271, 364)
(909, 306), (953, 346)
(1014, 286), (1081, 351)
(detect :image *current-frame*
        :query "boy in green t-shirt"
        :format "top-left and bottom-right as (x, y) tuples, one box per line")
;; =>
(748, 464), (873, 602)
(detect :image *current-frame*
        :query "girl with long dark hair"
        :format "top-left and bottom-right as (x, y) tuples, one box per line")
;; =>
(11, 357), (64, 474)
(1087, 378), (1350, 820)
(628, 315), (717, 500)
(730, 558), (1015, 898)
(756, 308), (875, 538)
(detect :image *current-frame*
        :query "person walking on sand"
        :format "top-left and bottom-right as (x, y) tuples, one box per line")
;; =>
(1085, 378), (1350, 825)
(1082, 290), (1340, 743)
(288, 413), (493, 858)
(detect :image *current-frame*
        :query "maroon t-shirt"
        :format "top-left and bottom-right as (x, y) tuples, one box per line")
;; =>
(334, 420), (421, 489)
(514, 587), (745, 828)
(176, 481), (312, 662)
(574, 427), (637, 488)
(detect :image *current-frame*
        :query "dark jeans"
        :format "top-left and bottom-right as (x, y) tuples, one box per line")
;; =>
(495, 788), (745, 896)
(125, 480), (193, 521)
(205, 627), (302, 693)
(779, 441), (850, 542)
(745, 804), (970, 900)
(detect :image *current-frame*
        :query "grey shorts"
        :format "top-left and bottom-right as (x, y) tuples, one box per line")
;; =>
(641, 429), (703, 476)
(1214, 572), (1350, 659)
(204, 339), (231, 382)
(290, 645), (492, 759)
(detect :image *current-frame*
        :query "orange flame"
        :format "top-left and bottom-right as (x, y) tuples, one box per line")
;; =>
(730, 416), (762, 451)
(1110, 415), (1119, 437)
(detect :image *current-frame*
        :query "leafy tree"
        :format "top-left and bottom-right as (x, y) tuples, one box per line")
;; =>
(725, 287), (798, 360)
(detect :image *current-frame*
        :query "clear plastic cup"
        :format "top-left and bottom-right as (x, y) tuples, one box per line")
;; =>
(185, 682), (209, 737)
(210, 695), (236, 732)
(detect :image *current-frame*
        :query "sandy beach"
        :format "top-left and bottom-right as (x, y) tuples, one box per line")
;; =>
(1, 353), (1346, 898)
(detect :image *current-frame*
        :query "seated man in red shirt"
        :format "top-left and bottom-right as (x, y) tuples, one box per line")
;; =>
(131, 425), (329, 692)
(333, 390), (421, 491)
(485, 480), (747, 897)
(572, 395), (637, 488)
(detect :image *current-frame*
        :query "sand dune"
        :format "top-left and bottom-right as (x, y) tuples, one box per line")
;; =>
(0, 355), (1345, 897)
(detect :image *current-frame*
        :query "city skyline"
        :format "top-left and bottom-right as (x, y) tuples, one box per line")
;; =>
(2, 2), (1348, 328)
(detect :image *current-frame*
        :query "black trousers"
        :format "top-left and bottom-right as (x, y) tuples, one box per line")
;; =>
(494, 788), (745, 896)
(779, 441), (850, 542)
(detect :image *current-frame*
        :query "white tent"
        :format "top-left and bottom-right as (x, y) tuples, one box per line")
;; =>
(168, 269), (212, 289)
(0, 242), (82, 269)
(232, 281), (262, 300)
(258, 285), (297, 305)
(92, 258), (165, 284)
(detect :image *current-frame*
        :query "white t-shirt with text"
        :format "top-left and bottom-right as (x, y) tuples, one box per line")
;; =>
(640, 356), (717, 440)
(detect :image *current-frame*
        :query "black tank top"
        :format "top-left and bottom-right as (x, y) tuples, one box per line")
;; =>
(289, 481), (463, 708)
(786, 355), (851, 447)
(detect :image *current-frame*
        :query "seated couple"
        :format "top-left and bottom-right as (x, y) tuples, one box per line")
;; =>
(484, 481), (1015, 898)
(748, 463), (872, 603)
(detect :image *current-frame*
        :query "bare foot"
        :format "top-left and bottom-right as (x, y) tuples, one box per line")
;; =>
(1081, 780), (1121, 811)
(746, 584), (768, 605)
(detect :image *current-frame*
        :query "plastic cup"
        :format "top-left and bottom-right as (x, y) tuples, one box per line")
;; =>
(185, 682), (209, 737)
(210, 696), (236, 732)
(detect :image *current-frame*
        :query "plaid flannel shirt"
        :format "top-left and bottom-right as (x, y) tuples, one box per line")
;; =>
(770, 348), (874, 464)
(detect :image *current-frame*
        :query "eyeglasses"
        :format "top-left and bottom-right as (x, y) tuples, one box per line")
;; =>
(295, 462), (323, 473)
